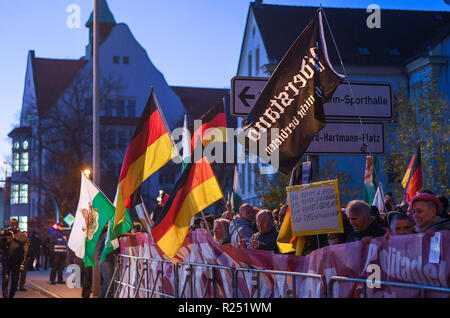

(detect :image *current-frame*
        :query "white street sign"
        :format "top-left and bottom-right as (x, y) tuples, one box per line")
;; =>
(231, 76), (267, 116)
(305, 122), (384, 155)
(324, 82), (392, 119)
(231, 77), (392, 120)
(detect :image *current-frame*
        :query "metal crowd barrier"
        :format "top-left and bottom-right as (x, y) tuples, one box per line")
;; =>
(107, 254), (450, 298)
(328, 275), (450, 298)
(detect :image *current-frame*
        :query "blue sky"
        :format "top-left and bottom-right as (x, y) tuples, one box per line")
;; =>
(0, 0), (448, 168)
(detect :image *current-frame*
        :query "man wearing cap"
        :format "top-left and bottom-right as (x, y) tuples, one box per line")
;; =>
(410, 193), (450, 233)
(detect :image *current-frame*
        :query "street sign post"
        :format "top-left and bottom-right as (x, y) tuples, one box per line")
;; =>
(305, 122), (384, 155)
(231, 76), (392, 120)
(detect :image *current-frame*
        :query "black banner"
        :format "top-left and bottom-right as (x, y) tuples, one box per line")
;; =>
(242, 9), (344, 174)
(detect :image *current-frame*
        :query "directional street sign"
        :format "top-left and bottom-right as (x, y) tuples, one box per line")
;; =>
(231, 76), (267, 116)
(64, 213), (75, 227)
(305, 122), (384, 155)
(231, 76), (392, 120)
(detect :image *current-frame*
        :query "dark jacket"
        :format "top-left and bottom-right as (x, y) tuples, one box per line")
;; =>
(417, 217), (450, 233)
(0, 227), (27, 266)
(346, 221), (386, 243)
(229, 216), (256, 248)
(248, 227), (279, 253)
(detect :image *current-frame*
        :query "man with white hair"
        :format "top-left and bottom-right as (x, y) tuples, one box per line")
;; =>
(346, 200), (386, 243)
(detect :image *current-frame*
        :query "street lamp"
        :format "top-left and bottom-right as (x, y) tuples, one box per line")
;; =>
(83, 169), (91, 179)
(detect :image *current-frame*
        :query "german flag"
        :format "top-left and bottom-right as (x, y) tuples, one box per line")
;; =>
(151, 156), (223, 259)
(113, 90), (175, 227)
(190, 99), (227, 151)
(401, 144), (423, 201)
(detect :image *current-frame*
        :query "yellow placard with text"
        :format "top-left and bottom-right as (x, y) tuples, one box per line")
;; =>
(286, 179), (343, 236)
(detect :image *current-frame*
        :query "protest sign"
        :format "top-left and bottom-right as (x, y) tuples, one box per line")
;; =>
(286, 179), (343, 236)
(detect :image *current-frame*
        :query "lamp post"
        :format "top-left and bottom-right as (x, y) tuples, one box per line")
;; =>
(92, 0), (101, 298)
(1, 161), (7, 227)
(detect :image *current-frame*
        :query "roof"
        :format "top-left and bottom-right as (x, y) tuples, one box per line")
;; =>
(8, 127), (32, 138)
(85, 0), (117, 27)
(171, 86), (237, 128)
(31, 54), (87, 116)
(250, 3), (450, 67)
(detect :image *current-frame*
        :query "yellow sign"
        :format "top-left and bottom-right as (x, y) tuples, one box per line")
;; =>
(286, 179), (343, 236)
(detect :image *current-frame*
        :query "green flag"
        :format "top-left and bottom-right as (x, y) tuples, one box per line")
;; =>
(68, 173), (115, 267)
(100, 209), (133, 263)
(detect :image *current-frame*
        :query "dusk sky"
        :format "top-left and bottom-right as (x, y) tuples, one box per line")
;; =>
(0, 0), (448, 168)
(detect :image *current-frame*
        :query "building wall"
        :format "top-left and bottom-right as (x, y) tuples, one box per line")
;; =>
(236, 7), (449, 206)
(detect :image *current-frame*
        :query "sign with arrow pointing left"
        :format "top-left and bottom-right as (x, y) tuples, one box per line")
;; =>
(231, 76), (268, 116)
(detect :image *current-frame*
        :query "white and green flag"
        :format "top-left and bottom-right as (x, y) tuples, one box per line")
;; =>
(68, 172), (115, 267)
(363, 156), (379, 204)
(230, 165), (242, 213)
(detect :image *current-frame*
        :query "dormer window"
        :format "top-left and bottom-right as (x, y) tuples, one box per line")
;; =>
(358, 47), (370, 55)
(388, 48), (400, 56)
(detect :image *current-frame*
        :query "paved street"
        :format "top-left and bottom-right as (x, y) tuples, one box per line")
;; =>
(4, 269), (83, 299)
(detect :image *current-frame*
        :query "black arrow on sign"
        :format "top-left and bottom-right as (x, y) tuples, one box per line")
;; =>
(239, 86), (255, 107)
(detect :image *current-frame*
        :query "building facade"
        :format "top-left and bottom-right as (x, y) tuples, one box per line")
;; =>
(236, 2), (449, 206)
(7, 0), (232, 227)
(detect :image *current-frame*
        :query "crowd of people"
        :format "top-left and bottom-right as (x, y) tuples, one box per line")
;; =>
(0, 220), (69, 298)
(190, 189), (449, 255)
(1, 188), (448, 298)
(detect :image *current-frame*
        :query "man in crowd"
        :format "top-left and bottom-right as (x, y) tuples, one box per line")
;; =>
(48, 224), (68, 285)
(410, 193), (450, 233)
(229, 203), (256, 248)
(213, 218), (231, 245)
(346, 200), (386, 243)
(390, 214), (414, 235)
(0, 218), (27, 298)
(248, 210), (279, 252)
(277, 205), (288, 231)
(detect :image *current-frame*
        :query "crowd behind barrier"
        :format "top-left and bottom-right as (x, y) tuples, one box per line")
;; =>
(108, 229), (450, 298)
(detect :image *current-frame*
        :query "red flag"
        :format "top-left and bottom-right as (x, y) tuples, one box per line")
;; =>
(402, 145), (423, 201)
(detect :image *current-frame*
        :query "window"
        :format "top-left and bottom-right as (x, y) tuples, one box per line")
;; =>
(113, 56), (120, 64)
(388, 48), (400, 56)
(11, 184), (19, 204)
(19, 184), (28, 204)
(19, 216), (28, 232)
(127, 97), (137, 117)
(14, 141), (19, 150)
(106, 129), (116, 149)
(13, 153), (20, 172)
(358, 47), (370, 55)
(118, 131), (127, 149)
(248, 53), (252, 76)
(123, 56), (130, 64)
(23, 140), (29, 150)
(20, 152), (29, 172)
(255, 48), (260, 75)
(116, 97), (125, 117)
(105, 98), (114, 116)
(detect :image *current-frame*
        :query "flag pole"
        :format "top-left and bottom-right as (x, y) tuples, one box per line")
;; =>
(92, 0), (101, 298)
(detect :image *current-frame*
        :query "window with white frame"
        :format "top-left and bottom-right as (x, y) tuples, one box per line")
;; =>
(13, 153), (20, 172)
(11, 184), (19, 204)
(20, 152), (29, 172)
(19, 184), (28, 204)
